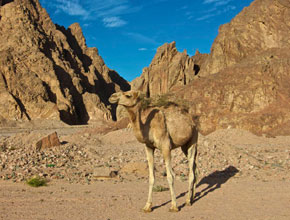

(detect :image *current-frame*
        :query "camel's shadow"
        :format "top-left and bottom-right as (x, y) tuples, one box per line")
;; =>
(152, 165), (239, 211)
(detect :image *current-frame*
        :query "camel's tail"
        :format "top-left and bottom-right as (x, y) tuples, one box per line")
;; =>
(192, 115), (201, 131)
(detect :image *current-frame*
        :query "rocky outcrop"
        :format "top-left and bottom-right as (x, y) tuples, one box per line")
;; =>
(185, 0), (290, 135)
(35, 132), (61, 151)
(0, 0), (130, 125)
(176, 48), (290, 136)
(199, 0), (290, 76)
(132, 0), (290, 136)
(131, 42), (199, 96)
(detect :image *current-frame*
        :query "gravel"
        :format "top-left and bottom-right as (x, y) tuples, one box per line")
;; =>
(0, 128), (289, 184)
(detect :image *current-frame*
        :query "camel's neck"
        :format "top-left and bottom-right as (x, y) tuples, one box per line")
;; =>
(126, 104), (145, 143)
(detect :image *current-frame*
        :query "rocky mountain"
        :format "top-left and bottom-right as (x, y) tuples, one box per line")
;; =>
(199, 0), (290, 76)
(177, 48), (290, 136)
(131, 42), (205, 96)
(132, 0), (290, 136)
(0, 0), (130, 126)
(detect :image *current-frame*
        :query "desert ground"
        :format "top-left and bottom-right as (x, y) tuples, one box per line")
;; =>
(0, 122), (290, 220)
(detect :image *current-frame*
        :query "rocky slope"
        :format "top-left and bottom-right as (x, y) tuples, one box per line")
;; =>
(199, 0), (290, 76)
(177, 48), (290, 136)
(0, 0), (130, 126)
(131, 0), (290, 136)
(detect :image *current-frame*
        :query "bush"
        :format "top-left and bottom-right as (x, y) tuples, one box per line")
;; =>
(26, 176), (47, 187)
(152, 185), (169, 192)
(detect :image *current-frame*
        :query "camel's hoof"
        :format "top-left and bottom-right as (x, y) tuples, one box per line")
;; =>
(185, 199), (192, 206)
(142, 203), (152, 213)
(142, 207), (152, 213)
(169, 206), (179, 212)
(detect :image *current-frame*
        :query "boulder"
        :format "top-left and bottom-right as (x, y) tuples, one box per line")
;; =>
(35, 132), (61, 151)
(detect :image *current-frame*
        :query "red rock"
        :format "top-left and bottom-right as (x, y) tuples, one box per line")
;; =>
(35, 132), (61, 150)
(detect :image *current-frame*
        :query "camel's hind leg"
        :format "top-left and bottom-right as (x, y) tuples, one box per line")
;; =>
(186, 143), (198, 206)
(143, 146), (155, 213)
(162, 146), (179, 212)
(182, 130), (198, 206)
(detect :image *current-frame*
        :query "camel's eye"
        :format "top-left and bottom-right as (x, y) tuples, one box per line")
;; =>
(125, 94), (132, 98)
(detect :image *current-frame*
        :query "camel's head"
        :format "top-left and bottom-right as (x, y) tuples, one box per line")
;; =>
(109, 90), (142, 107)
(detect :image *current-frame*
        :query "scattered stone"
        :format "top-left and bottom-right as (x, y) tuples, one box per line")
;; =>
(35, 132), (61, 151)
(120, 162), (148, 177)
(93, 167), (113, 177)
(1, 127), (289, 184)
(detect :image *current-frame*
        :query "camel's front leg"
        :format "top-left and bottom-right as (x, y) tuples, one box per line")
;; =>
(143, 146), (155, 213)
(162, 147), (179, 212)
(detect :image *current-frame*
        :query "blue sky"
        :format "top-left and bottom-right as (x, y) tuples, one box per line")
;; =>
(39, 0), (254, 81)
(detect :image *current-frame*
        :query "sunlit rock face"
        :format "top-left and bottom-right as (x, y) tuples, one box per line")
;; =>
(131, 41), (201, 96)
(199, 0), (290, 76)
(0, 0), (130, 125)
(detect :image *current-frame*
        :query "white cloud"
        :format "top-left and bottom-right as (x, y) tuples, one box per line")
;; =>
(223, 5), (236, 12)
(179, 6), (188, 10)
(196, 13), (216, 21)
(40, 0), (141, 28)
(203, 0), (221, 4)
(103, 16), (127, 28)
(203, 0), (232, 6)
(138, 48), (148, 51)
(125, 32), (159, 45)
(215, 0), (231, 6)
(55, 0), (88, 17)
(197, 0), (236, 21)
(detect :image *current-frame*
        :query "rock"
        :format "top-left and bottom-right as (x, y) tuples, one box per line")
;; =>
(0, 0), (130, 125)
(35, 132), (61, 151)
(120, 162), (148, 177)
(93, 167), (118, 179)
(131, 41), (198, 96)
(198, 0), (290, 76)
(93, 167), (115, 177)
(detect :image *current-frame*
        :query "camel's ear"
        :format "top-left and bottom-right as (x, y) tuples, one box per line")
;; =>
(109, 92), (120, 104)
(131, 90), (141, 99)
(134, 91), (144, 100)
(136, 91), (142, 98)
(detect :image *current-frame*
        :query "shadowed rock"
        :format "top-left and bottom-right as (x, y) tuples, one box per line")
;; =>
(0, 0), (130, 125)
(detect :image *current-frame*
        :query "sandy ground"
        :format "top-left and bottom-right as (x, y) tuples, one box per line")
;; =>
(1, 178), (290, 220)
(0, 124), (290, 220)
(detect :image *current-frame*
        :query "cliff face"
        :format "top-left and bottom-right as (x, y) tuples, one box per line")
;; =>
(131, 42), (202, 96)
(132, 0), (290, 136)
(0, 0), (130, 125)
(199, 0), (290, 76)
(176, 48), (290, 136)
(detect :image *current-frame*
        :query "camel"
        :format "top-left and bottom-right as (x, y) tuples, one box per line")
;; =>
(109, 90), (198, 212)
